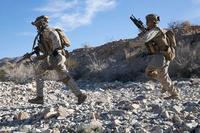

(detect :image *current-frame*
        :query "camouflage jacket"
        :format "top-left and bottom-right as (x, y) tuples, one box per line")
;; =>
(144, 27), (169, 54)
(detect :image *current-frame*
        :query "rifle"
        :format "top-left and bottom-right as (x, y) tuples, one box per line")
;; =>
(16, 46), (40, 64)
(129, 15), (149, 57)
(130, 15), (147, 34)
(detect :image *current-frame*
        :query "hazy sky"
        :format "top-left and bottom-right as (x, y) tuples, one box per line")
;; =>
(0, 0), (200, 58)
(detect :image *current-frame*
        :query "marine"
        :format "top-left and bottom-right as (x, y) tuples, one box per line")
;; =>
(27, 15), (87, 104)
(143, 14), (180, 99)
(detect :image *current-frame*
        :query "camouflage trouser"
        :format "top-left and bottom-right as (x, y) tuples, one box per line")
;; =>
(145, 54), (179, 95)
(34, 52), (82, 97)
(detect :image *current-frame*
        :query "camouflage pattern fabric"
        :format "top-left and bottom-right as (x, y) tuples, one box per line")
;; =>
(34, 27), (82, 97)
(144, 27), (179, 97)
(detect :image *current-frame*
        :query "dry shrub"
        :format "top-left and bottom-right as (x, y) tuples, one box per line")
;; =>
(175, 42), (192, 68)
(175, 42), (200, 68)
(168, 21), (191, 30)
(65, 57), (79, 70)
(3, 56), (79, 83)
(6, 63), (35, 83)
(86, 52), (108, 72)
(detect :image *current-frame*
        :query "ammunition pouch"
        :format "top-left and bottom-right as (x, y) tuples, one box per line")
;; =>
(145, 41), (159, 54)
(145, 41), (175, 61)
(162, 46), (175, 61)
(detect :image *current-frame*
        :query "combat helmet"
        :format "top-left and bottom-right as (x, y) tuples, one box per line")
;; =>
(146, 14), (160, 24)
(32, 15), (49, 27)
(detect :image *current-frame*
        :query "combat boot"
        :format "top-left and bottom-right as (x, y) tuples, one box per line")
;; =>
(164, 93), (180, 100)
(77, 93), (87, 105)
(169, 94), (180, 100)
(28, 96), (44, 104)
(164, 87), (180, 100)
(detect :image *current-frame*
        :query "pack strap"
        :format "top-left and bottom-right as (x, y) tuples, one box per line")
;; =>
(32, 28), (45, 51)
(32, 32), (40, 51)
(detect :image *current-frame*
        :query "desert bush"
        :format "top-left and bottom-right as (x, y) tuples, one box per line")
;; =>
(65, 57), (79, 70)
(6, 63), (35, 83)
(168, 21), (182, 30)
(172, 40), (200, 78)
(175, 42), (192, 68)
(86, 52), (108, 72)
(168, 21), (191, 30)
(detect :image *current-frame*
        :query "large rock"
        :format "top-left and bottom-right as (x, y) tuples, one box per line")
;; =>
(172, 105), (183, 114)
(160, 110), (170, 119)
(43, 107), (57, 119)
(184, 121), (198, 131)
(16, 112), (30, 120)
(57, 106), (74, 119)
(151, 126), (163, 133)
(18, 125), (32, 132)
(77, 120), (103, 133)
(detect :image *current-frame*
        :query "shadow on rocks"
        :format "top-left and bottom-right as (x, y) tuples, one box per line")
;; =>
(0, 106), (44, 127)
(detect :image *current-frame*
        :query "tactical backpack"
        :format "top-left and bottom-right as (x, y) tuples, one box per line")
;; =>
(55, 28), (71, 48)
(164, 30), (176, 61)
(32, 28), (71, 52)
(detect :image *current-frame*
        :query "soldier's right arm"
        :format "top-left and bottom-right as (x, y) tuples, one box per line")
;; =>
(31, 46), (47, 62)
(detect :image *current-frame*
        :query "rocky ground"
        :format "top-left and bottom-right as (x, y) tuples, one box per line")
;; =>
(0, 79), (200, 133)
(1, 22), (200, 133)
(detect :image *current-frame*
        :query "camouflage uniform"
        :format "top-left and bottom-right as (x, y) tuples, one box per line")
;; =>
(28, 16), (87, 104)
(144, 14), (180, 99)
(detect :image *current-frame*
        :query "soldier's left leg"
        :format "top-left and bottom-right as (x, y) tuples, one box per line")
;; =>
(156, 64), (180, 99)
(28, 61), (48, 104)
(55, 55), (86, 104)
(146, 54), (179, 99)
